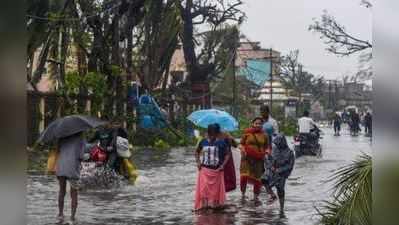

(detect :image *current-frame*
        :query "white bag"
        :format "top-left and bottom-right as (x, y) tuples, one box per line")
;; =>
(116, 136), (131, 158)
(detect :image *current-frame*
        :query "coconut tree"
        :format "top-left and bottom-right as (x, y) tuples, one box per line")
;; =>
(317, 153), (372, 225)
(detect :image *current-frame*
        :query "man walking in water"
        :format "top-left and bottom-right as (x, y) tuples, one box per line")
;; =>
(56, 132), (89, 222)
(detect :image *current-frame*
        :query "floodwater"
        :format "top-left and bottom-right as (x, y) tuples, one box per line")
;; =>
(27, 126), (371, 225)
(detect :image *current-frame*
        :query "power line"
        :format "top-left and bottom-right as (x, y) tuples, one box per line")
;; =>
(26, 3), (121, 22)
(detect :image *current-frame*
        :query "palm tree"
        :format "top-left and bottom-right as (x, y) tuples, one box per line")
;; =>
(317, 153), (372, 225)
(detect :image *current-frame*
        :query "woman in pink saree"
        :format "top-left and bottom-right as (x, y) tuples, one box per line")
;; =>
(194, 124), (232, 211)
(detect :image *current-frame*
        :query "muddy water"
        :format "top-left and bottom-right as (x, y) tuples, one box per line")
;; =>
(27, 127), (371, 225)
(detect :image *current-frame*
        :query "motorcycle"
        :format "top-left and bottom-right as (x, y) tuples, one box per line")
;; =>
(293, 128), (322, 158)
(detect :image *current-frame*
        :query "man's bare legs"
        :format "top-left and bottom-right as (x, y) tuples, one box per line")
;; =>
(70, 187), (78, 221)
(57, 177), (67, 220)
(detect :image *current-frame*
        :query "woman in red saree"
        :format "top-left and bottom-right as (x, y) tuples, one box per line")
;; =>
(239, 117), (269, 201)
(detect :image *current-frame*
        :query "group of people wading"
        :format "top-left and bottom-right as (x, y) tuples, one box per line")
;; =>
(194, 105), (295, 216)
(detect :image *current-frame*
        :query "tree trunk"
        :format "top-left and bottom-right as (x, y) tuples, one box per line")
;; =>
(31, 31), (53, 87)
(76, 42), (88, 113)
(179, 0), (199, 84)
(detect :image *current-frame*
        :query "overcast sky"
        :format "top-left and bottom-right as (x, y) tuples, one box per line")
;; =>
(238, 0), (372, 80)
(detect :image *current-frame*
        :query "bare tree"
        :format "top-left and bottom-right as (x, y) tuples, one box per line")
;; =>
(178, 0), (245, 83)
(308, 10), (372, 56)
(309, 1), (373, 81)
(280, 50), (326, 104)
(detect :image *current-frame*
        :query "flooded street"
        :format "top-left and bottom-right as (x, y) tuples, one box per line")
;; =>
(27, 126), (371, 225)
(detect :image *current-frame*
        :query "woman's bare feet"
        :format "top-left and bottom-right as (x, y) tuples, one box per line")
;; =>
(56, 214), (64, 222)
(267, 194), (278, 204)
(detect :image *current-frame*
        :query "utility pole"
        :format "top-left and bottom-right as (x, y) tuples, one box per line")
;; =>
(297, 64), (303, 117)
(328, 80), (332, 110)
(269, 48), (273, 109)
(334, 79), (339, 111)
(232, 48), (237, 117)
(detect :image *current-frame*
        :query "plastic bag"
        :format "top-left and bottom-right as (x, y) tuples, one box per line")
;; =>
(46, 149), (59, 174)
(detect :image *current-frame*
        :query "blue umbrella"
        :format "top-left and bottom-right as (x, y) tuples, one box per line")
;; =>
(187, 109), (239, 132)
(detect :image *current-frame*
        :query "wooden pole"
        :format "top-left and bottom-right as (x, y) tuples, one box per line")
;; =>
(270, 48), (273, 109)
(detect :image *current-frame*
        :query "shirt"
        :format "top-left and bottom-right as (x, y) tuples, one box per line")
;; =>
(263, 116), (279, 134)
(298, 117), (317, 133)
(56, 134), (87, 179)
(198, 138), (229, 169)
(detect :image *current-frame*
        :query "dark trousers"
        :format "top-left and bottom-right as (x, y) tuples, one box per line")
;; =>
(262, 177), (286, 199)
(334, 123), (341, 133)
(107, 152), (122, 173)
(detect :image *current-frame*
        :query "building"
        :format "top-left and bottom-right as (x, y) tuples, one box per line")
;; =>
(323, 80), (372, 113)
(236, 41), (299, 110)
(342, 82), (372, 111)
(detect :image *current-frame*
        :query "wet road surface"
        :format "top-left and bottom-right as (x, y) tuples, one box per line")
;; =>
(27, 126), (371, 225)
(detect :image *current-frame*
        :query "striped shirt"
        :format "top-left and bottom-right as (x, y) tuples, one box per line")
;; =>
(198, 138), (228, 169)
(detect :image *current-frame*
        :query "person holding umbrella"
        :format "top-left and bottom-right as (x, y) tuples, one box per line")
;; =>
(187, 109), (239, 195)
(194, 123), (232, 211)
(56, 132), (89, 222)
(37, 115), (106, 222)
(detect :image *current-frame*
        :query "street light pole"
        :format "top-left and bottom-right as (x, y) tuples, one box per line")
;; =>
(232, 48), (237, 117)
(270, 48), (273, 109)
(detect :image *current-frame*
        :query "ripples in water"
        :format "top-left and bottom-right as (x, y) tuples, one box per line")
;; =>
(27, 128), (371, 225)
(79, 163), (126, 190)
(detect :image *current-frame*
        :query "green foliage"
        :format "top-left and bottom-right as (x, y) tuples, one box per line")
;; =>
(130, 126), (196, 149)
(271, 105), (285, 122)
(154, 139), (171, 150)
(57, 71), (108, 115)
(64, 71), (81, 94)
(279, 117), (297, 136)
(317, 154), (372, 225)
(63, 71), (107, 96)
(110, 65), (122, 77)
(231, 116), (251, 138)
(83, 72), (108, 98)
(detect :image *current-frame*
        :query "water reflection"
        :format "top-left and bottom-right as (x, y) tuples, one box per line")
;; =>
(27, 128), (371, 225)
(194, 211), (235, 225)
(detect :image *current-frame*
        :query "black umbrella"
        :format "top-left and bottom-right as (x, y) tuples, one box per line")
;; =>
(37, 115), (108, 144)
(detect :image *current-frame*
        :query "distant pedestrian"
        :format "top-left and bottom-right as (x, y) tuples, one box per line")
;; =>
(333, 113), (342, 136)
(56, 132), (89, 222)
(364, 112), (372, 135)
(239, 117), (270, 202)
(350, 111), (361, 134)
(262, 134), (295, 216)
(194, 124), (232, 211)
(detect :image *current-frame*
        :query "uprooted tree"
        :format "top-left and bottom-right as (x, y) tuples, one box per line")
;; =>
(176, 0), (245, 107)
(27, 0), (246, 114)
